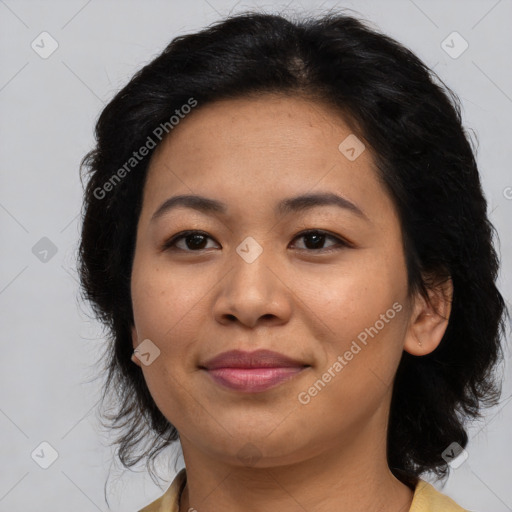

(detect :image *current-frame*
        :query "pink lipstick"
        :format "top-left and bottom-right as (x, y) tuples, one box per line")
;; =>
(200, 349), (309, 393)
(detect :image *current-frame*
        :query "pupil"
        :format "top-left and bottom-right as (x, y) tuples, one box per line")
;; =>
(306, 233), (324, 249)
(188, 234), (206, 249)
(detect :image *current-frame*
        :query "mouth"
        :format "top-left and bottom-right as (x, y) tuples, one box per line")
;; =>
(199, 349), (311, 393)
(200, 348), (309, 370)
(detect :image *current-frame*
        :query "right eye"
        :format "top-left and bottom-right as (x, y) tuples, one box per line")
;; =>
(161, 230), (220, 252)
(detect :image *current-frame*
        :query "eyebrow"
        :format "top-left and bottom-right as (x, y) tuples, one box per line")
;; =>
(151, 192), (368, 222)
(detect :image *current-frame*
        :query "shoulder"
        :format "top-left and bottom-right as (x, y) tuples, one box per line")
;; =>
(410, 479), (472, 512)
(138, 468), (187, 512)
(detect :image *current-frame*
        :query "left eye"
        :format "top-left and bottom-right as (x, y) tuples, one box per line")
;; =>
(291, 230), (348, 252)
(162, 229), (348, 253)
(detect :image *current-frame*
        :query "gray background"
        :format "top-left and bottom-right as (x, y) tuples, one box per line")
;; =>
(1, 0), (511, 510)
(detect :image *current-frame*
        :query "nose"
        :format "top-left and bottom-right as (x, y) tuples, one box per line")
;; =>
(212, 247), (292, 329)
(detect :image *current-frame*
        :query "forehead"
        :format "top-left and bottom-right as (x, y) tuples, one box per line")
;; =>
(141, 93), (397, 229)
(150, 93), (356, 166)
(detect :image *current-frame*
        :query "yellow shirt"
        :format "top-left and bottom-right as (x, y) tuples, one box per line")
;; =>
(138, 468), (469, 512)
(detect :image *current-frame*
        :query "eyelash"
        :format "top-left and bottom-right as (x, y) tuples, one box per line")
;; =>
(161, 229), (352, 254)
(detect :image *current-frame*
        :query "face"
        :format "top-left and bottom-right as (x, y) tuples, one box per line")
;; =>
(130, 93), (415, 468)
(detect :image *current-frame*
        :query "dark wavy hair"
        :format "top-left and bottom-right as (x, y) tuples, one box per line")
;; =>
(78, 10), (507, 489)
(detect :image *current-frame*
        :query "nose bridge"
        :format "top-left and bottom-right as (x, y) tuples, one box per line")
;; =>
(213, 234), (290, 326)
(229, 235), (275, 299)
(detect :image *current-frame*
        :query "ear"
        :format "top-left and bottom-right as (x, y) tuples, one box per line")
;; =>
(131, 325), (142, 367)
(404, 276), (453, 356)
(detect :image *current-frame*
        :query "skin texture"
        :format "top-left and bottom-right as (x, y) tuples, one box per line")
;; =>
(130, 94), (452, 512)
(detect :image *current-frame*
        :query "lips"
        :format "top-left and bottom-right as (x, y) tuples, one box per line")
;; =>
(200, 349), (310, 393)
(200, 349), (308, 370)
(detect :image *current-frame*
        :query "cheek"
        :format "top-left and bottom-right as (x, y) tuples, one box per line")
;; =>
(301, 260), (405, 334)
(131, 258), (207, 428)
(302, 258), (409, 383)
(131, 257), (210, 347)
(296, 274), (408, 436)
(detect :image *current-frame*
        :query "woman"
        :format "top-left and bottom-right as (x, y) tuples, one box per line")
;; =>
(78, 10), (506, 512)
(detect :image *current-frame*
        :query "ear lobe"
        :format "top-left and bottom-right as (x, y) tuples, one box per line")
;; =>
(404, 277), (453, 356)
